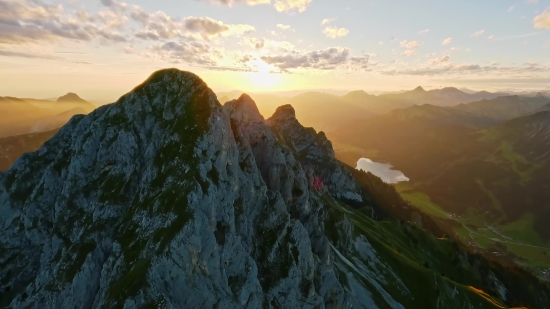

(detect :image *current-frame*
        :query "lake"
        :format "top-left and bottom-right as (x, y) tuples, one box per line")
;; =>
(356, 158), (409, 184)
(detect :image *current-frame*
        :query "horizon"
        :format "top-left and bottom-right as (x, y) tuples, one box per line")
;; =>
(1, 0), (549, 101)
(12, 83), (550, 106)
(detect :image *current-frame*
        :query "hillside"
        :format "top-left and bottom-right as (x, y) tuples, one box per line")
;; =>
(330, 107), (550, 275)
(0, 129), (59, 171)
(2, 69), (547, 308)
(453, 95), (550, 122)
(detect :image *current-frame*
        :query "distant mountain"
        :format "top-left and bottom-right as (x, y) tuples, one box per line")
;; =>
(453, 95), (550, 122)
(27, 92), (96, 113)
(0, 94), (95, 138)
(217, 95), (230, 103)
(57, 92), (88, 104)
(30, 107), (88, 133)
(0, 129), (59, 171)
(284, 92), (375, 131)
(376, 86), (508, 108)
(384, 104), (501, 128)
(0, 97), (56, 138)
(217, 91), (373, 132)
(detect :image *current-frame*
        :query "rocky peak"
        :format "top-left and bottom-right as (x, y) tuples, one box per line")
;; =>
(266, 105), (361, 201)
(413, 86), (425, 92)
(268, 104), (297, 126)
(224, 93), (265, 125)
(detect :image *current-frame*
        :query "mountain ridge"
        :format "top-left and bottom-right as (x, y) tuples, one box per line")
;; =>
(1, 69), (548, 309)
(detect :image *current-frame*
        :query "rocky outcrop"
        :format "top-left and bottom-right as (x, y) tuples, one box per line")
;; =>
(0, 69), (355, 309)
(267, 104), (361, 201)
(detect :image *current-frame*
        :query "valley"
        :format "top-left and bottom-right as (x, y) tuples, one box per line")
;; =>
(330, 104), (550, 281)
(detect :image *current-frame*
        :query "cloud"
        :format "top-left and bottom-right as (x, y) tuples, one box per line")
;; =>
(418, 29), (430, 34)
(199, 0), (310, 13)
(488, 35), (495, 40)
(261, 47), (351, 71)
(0, 0), (127, 44)
(276, 24), (291, 30)
(198, 0), (271, 6)
(0, 48), (60, 60)
(184, 16), (255, 38)
(508, 6), (515, 12)
(97, 10), (128, 29)
(380, 61), (550, 76)
(442, 37), (453, 45)
(323, 27), (349, 39)
(534, 10), (550, 29)
(148, 41), (219, 65)
(321, 18), (335, 25)
(399, 40), (423, 49)
(471, 29), (485, 37)
(401, 50), (416, 57)
(398, 40), (422, 57)
(100, 0), (128, 13)
(274, 0), (312, 13)
(131, 9), (255, 41)
(347, 53), (371, 70)
(428, 55), (450, 65)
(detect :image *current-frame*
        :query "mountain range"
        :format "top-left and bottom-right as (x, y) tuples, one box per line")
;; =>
(217, 86), (519, 132)
(2, 69), (548, 308)
(0, 93), (95, 138)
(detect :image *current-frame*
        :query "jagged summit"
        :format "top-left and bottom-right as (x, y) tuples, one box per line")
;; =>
(223, 93), (265, 124)
(269, 104), (297, 122)
(413, 86), (425, 92)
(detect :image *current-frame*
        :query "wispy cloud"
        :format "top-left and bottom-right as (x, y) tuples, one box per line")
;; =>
(323, 27), (349, 39)
(534, 10), (550, 29)
(274, 0), (312, 13)
(321, 18), (335, 25)
(418, 29), (430, 34)
(493, 32), (539, 41)
(399, 40), (423, 49)
(471, 29), (485, 37)
(442, 37), (453, 45)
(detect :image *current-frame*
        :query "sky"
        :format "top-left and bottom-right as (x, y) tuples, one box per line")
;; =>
(0, 0), (549, 102)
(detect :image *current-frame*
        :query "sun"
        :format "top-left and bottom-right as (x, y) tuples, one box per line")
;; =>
(248, 59), (279, 90)
(251, 71), (277, 87)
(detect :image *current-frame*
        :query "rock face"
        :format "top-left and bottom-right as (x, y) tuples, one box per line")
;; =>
(0, 69), (541, 309)
(0, 69), (356, 309)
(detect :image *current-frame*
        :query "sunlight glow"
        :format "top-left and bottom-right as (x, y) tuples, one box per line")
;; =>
(248, 59), (280, 90)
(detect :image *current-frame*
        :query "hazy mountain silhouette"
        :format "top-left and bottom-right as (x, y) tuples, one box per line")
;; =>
(453, 95), (550, 121)
(0, 94), (95, 138)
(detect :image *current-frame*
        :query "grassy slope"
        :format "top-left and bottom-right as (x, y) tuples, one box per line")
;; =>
(394, 182), (550, 270)
(324, 193), (508, 309)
